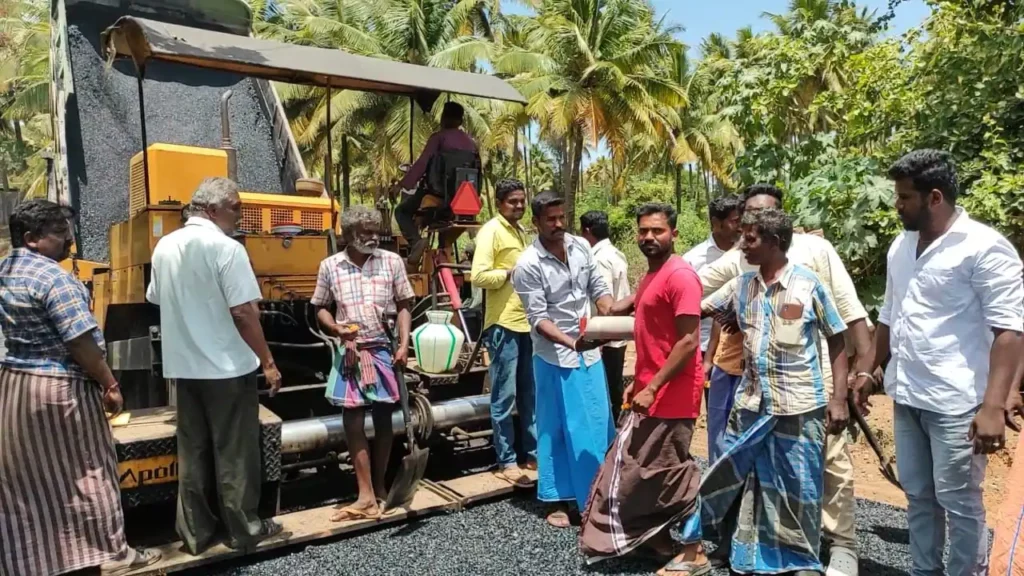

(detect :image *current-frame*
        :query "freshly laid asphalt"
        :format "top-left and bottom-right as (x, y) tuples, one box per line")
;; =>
(204, 495), (919, 576)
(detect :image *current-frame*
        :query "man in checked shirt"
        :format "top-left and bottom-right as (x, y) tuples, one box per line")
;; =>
(311, 205), (414, 522)
(699, 208), (849, 576)
(698, 184), (873, 576)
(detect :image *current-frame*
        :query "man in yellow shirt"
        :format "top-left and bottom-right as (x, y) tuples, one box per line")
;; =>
(698, 184), (873, 576)
(471, 178), (536, 487)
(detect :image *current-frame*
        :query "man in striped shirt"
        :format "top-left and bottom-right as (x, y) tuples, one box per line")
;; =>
(699, 208), (849, 576)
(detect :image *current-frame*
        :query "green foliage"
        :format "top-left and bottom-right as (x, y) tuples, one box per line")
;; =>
(786, 154), (900, 312)
(577, 173), (709, 287)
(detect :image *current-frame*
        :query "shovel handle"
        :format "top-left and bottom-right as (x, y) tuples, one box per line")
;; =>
(383, 316), (417, 440)
(848, 397), (887, 460)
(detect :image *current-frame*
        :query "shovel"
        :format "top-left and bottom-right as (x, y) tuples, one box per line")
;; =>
(847, 397), (902, 490)
(382, 325), (429, 512)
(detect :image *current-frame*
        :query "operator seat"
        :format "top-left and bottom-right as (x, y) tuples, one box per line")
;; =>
(416, 149), (481, 224)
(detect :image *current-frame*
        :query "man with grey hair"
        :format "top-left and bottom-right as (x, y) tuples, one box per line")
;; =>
(311, 204), (414, 521)
(147, 177), (284, 554)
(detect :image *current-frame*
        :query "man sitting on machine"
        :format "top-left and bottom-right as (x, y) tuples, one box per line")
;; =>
(391, 102), (479, 265)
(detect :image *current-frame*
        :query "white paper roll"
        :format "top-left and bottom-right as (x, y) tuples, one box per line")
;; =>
(581, 316), (635, 341)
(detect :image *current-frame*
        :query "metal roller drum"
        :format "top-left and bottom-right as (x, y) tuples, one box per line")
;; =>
(280, 394), (492, 455)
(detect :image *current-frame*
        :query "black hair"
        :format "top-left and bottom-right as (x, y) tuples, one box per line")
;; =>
(742, 183), (784, 205)
(9, 199), (73, 249)
(442, 102), (465, 122)
(579, 210), (610, 240)
(635, 202), (678, 229)
(531, 190), (564, 218)
(709, 195), (741, 221)
(495, 178), (526, 202)
(887, 149), (959, 204)
(741, 207), (793, 253)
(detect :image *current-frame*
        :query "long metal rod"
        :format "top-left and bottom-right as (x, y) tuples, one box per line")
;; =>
(280, 394), (491, 455)
(409, 98), (415, 163)
(326, 86), (337, 234)
(341, 134), (350, 209)
(136, 68), (150, 199)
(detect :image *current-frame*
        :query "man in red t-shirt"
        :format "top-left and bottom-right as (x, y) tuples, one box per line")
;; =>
(580, 203), (709, 576)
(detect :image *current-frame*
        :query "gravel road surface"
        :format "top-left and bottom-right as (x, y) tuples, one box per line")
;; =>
(204, 495), (918, 576)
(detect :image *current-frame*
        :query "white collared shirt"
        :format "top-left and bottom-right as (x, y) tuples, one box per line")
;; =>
(879, 208), (1024, 414)
(591, 239), (630, 348)
(683, 236), (729, 351)
(146, 217), (263, 379)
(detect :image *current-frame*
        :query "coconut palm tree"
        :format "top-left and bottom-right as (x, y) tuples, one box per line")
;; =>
(492, 0), (686, 227)
(0, 0), (51, 197)
(254, 0), (504, 190)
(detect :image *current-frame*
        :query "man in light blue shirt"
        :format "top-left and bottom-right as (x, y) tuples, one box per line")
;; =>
(512, 191), (615, 529)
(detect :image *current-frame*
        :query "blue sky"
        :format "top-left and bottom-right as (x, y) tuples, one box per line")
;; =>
(502, 0), (933, 164)
(506, 0), (932, 56)
(672, 0), (931, 56)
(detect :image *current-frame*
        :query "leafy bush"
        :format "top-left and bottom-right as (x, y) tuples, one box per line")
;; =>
(786, 154), (900, 314)
(578, 174), (710, 287)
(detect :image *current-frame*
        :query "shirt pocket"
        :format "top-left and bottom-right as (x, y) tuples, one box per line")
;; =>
(910, 267), (961, 311)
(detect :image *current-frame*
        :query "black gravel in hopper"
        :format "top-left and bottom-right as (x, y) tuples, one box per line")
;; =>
(63, 11), (284, 262)
(204, 496), (918, 576)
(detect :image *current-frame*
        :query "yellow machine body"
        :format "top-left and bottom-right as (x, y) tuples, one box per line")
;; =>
(83, 144), (337, 324)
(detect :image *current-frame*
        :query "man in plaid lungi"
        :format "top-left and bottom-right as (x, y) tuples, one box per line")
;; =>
(312, 205), (414, 522)
(697, 208), (849, 576)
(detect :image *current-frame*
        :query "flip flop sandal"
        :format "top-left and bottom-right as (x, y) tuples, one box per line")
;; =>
(330, 505), (379, 523)
(658, 558), (713, 576)
(546, 510), (571, 528)
(495, 468), (534, 488)
(104, 547), (161, 576)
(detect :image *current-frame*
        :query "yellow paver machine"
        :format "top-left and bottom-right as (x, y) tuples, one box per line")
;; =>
(48, 1), (531, 564)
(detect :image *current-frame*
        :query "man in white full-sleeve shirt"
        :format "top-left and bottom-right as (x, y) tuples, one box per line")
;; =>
(580, 210), (630, 421)
(854, 150), (1024, 576)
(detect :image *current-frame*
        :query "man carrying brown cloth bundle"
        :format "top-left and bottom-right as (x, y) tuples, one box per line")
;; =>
(580, 202), (708, 574)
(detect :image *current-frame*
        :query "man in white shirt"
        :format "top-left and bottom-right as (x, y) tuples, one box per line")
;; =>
(146, 177), (284, 555)
(580, 210), (630, 421)
(854, 150), (1024, 576)
(682, 196), (741, 421)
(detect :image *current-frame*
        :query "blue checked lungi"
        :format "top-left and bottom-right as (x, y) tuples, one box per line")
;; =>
(700, 405), (827, 574)
(533, 356), (615, 510)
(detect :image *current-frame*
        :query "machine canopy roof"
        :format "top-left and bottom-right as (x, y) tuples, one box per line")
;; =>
(101, 16), (527, 105)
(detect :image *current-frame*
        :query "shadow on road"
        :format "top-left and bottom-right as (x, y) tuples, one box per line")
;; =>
(867, 524), (910, 546)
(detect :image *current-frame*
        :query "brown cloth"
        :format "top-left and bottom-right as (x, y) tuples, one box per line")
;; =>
(0, 368), (127, 575)
(579, 412), (700, 564)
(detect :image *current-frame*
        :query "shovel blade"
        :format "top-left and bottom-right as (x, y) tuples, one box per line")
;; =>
(880, 463), (903, 490)
(383, 447), (430, 511)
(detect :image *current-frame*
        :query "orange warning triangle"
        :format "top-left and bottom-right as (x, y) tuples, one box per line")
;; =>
(451, 180), (482, 216)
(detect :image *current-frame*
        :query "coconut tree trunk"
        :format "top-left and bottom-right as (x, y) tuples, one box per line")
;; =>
(674, 163), (682, 214)
(566, 129), (584, 232)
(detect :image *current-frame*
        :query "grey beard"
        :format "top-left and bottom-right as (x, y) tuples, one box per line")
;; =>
(353, 240), (378, 254)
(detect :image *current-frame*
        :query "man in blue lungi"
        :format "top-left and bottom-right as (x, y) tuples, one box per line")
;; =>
(512, 190), (616, 528)
(698, 208), (849, 576)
